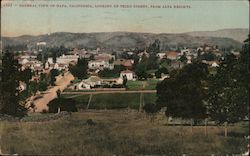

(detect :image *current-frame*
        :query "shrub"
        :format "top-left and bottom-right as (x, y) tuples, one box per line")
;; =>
(47, 98), (78, 113)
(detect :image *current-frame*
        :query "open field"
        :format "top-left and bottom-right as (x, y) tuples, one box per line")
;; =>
(62, 93), (157, 110)
(0, 110), (248, 155)
(127, 79), (160, 90)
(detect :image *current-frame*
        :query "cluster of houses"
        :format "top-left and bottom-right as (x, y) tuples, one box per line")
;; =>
(16, 42), (241, 91)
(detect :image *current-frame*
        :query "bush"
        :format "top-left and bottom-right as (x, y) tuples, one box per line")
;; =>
(86, 119), (96, 126)
(47, 98), (78, 113)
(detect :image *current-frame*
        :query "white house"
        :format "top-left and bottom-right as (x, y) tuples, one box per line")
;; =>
(56, 54), (79, 64)
(77, 81), (91, 90)
(120, 70), (135, 80)
(88, 60), (114, 70)
(156, 53), (167, 59)
(211, 62), (219, 67)
(19, 81), (27, 92)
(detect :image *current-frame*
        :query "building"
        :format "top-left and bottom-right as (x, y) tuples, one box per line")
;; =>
(114, 59), (134, 69)
(156, 53), (167, 59)
(171, 61), (184, 69)
(56, 54), (79, 64)
(120, 70), (135, 80)
(166, 51), (179, 60)
(88, 60), (114, 70)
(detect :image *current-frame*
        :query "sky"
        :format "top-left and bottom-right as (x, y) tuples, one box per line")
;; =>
(1, 0), (249, 37)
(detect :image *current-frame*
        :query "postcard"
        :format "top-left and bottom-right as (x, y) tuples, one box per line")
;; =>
(0, 0), (249, 155)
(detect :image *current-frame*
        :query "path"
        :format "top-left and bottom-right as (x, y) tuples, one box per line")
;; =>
(33, 72), (74, 112)
(62, 90), (156, 95)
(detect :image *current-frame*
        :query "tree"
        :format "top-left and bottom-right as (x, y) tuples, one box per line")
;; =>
(50, 69), (59, 86)
(207, 37), (249, 124)
(135, 63), (148, 80)
(52, 52), (57, 63)
(19, 68), (32, 86)
(69, 58), (88, 80)
(56, 89), (61, 98)
(147, 53), (159, 70)
(122, 75), (128, 87)
(143, 103), (158, 122)
(38, 81), (48, 91)
(156, 62), (208, 124)
(155, 67), (169, 78)
(0, 51), (27, 116)
(155, 70), (162, 78)
(200, 52), (216, 61)
(179, 54), (187, 63)
(148, 39), (160, 53)
(37, 53), (43, 62)
(47, 98), (77, 113)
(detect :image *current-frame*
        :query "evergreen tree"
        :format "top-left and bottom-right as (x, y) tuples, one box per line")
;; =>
(0, 51), (27, 116)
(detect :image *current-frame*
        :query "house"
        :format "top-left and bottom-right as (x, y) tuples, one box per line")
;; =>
(166, 51), (179, 60)
(102, 77), (123, 86)
(95, 53), (115, 62)
(56, 54), (79, 64)
(77, 81), (91, 90)
(88, 60), (114, 70)
(138, 51), (149, 58)
(114, 59), (134, 69)
(19, 81), (27, 92)
(84, 76), (102, 87)
(180, 48), (191, 56)
(19, 58), (29, 65)
(120, 70), (135, 80)
(171, 61), (184, 69)
(202, 60), (219, 67)
(156, 53), (167, 59)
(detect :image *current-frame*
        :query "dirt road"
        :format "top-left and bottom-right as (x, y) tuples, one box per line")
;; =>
(33, 72), (74, 112)
(62, 90), (156, 95)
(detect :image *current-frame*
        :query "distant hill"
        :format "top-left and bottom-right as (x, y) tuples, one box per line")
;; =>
(2, 30), (246, 51)
(185, 28), (249, 43)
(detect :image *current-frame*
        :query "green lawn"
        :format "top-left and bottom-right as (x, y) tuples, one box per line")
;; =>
(61, 93), (157, 110)
(126, 79), (160, 90)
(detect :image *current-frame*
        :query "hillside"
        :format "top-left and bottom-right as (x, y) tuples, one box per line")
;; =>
(2, 30), (245, 50)
(186, 28), (249, 43)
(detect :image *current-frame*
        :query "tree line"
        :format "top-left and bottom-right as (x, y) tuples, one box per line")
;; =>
(145, 35), (249, 127)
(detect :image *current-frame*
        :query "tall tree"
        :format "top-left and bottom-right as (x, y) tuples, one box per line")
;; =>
(0, 51), (26, 116)
(69, 58), (88, 80)
(207, 35), (249, 124)
(50, 69), (60, 86)
(156, 62), (208, 123)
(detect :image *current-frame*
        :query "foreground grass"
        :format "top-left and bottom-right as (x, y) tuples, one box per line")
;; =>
(0, 110), (248, 155)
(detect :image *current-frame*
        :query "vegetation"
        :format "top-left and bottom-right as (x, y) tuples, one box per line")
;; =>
(98, 65), (126, 78)
(155, 35), (249, 133)
(0, 111), (248, 155)
(69, 58), (88, 80)
(157, 62), (209, 123)
(49, 69), (60, 86)
(47, 98), (77, 113)
(62, 93), (157, 110)
(0, 51), (27, 117)
(207, 36), (249, 124)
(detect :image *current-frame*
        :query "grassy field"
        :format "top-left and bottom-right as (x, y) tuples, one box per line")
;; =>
(0, 110), (248, 155)
(62, 93), (157, 110)
(127, 79), (160, 90)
